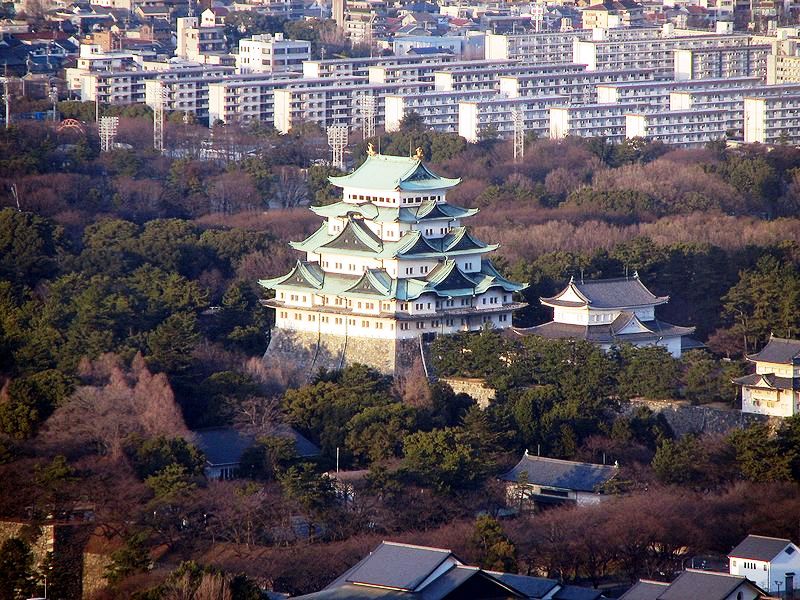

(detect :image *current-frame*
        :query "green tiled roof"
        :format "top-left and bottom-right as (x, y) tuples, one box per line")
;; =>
(310, 200), (478, 223)
(291, 219), (498, 259)
(328, 153), (461, 193)
(260, 259), (526, 301)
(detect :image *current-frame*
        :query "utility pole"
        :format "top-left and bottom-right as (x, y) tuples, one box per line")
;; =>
(512, 106), (524, 164)
(327, 124), (347, 170)
(153, 81), (165, 153)
(1, 68), (10, 129)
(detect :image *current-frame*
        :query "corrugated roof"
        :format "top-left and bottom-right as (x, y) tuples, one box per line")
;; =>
(500, 453), (617, 493)
(618, 580), (668, 600)
(747, 336), (800, 364)
(655, 570), (759, 600)
(728, 535), (792, 561)
(345, 542), (453, 590)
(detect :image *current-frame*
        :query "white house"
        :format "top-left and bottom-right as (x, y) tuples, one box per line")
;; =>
(514, 273), (698, 358)
(729, 535), (800, 594)
(733, 336), (800, 417)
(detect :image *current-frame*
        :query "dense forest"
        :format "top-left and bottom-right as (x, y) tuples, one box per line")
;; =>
(2, 108), (800, 599)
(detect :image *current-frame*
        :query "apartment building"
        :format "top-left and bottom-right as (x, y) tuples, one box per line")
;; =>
(574, 31), (757, 75)
(386, 89), (498, 132)
(550, 102), (646, 141)
(301, 54), (457, 79)
(499, 68), (656, 104)
(208, 75), (364, 125)
(459, 95), (570, 142)
(80, 65), (235, 105)
(596, 76), (763, 108)
(368, 59), (519, 85)
(273, 80), (433, 133)
(625, 109), (731, 145)
(176, 16), (227, 63)
(769, 52), (800, 83)
(434, 62), (588, 92)
(744, 94), (800, 144)
(236, 34), (310, 74)
(484, 29), (592, 62)
(673, 44), (769, 80)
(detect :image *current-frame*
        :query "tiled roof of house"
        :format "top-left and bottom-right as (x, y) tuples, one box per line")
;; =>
(328, 152), (461, 193)
(514, 319), (695, 344)
(656, 570), (761, 600)
(489, 572), (559, 598)
(728, 534), (793, 561)
(618, 580), (669, 600)
(747, 336), (800, 364)
(732, 373), (797, 391)
(345, 542), (453, 590)
(500, 453), (618, 493)
(541, 275), (668, 309)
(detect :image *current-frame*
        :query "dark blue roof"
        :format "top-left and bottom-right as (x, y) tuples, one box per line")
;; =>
(501, 453), (617, 493)
(194, 425), (320, 467)
(553, 586), (605, 600)
(492, 572), (559, 597)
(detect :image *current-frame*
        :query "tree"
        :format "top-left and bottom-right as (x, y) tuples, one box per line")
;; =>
(0, 538), (34, 600)
(470, 515), (517, 572)
(345, 403), (417, 464)
(125, 435), (205, 479)
(729, 424), (794, 482)
(147, 312), (201, 376)
(616, 344), (679, 400)
(402, 427), (487, 493)
(651, 437), (709, 486)
(0, 208), (61, 286)
(105, 532), (151, 585)
(0, 370), (75, 439)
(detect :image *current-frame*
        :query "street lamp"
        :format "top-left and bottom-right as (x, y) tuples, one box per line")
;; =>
(49, 83), (58, 122)
(776, 581), (783, 597)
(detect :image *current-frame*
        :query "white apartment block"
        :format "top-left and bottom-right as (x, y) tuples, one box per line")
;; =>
(236, 34), (311, 74)
(625, 109), (731, 146)
(386, 89), (498, 133)
(209, 75), (367, 125)
(673, 44), (770, 80)
(301, 54), (456, 79)
(176, 17), (227, 63)
(550, 102), (646, 141)
(484, 29), (592, 62)
(768, 52), (800, 83)
(369, 59), (519, 85)
(434, 63), (588, 93)
(596, 76), (763, 108)
(80, 66), (235, 106)
(499, 68), (655, 104)
(744, 93), (800, 144)
(274, 81), (432, 134)
(574, 32), (757, 75)
(459, 95), (570, 142)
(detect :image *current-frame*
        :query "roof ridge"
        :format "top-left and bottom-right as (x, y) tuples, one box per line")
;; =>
(522, 452), (615, 469)
(381, 540), (453, 553)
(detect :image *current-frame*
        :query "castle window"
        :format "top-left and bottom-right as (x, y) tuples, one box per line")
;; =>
(376, 322), (383, 329)
(400, 323), (409, 330)
(417, 322), (425, 329)
(362, 320), (369, 328)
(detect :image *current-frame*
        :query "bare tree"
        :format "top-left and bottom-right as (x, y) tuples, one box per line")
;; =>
(271, 167), (309, 208)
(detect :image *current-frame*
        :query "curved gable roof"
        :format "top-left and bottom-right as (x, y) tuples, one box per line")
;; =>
(542, 275), (668, 309)
(329, 153), (460, 193)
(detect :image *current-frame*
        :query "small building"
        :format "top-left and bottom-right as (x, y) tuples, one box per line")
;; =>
(620, 569), (765, 600)
(293, 540), (609, 599)
(733, 336), (800, 417)
(194, 426), (320, 480)
(500, 452), (618, 507)
(728, 534), (800, 594)
(581, 0), (645, 29)
(236, 33), (311, 74)
(514, 273), (698, 358)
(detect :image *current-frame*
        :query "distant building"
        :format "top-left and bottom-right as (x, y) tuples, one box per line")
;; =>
(733, 336), (800, 417)
(501, 451), (619, 507)
(175, 16), (227, 63)
(728, 534), (800, 594)
(581, 0), (645, 28)
(236, 33), (311, 73)
(620, 569), (765, 600)
(293, 541), (609, 599)
(194, 426), (320, 480)
(514, 274), (698, 358)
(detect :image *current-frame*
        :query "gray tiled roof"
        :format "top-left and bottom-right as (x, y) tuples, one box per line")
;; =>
(491, 572), (559, 598)
(541, 276), (668, 309)
(500, 454), (618, 493)
(344, 542), (453, 591)
(656, 570), (759, 600)
(732, 373), (797, 391)
(618, 581), (669, 600)
(728, 535), (792, 561)
(747, 336), (800, 364)
(194, 425), (320, 467)
(552, 585), (605, 600)
(515, 319), (694, 344)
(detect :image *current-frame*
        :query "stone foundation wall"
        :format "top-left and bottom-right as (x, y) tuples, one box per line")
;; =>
(440, 378), (496, 408)
(0, 521), (55, 567)
(82, 552), (112, 599)
(622, 398), (778, 437)
(263, 327), (426, 376)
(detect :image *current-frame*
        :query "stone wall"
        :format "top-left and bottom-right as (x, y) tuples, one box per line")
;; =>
(622, 398), (778, 437)
(0, 520), (55, 567)
(440, 377), (496, 408)
(82, 552), (112, 599)
(263, 327), (426, 376)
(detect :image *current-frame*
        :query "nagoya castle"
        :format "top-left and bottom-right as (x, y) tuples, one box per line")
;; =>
(259, 146), (526, 375)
